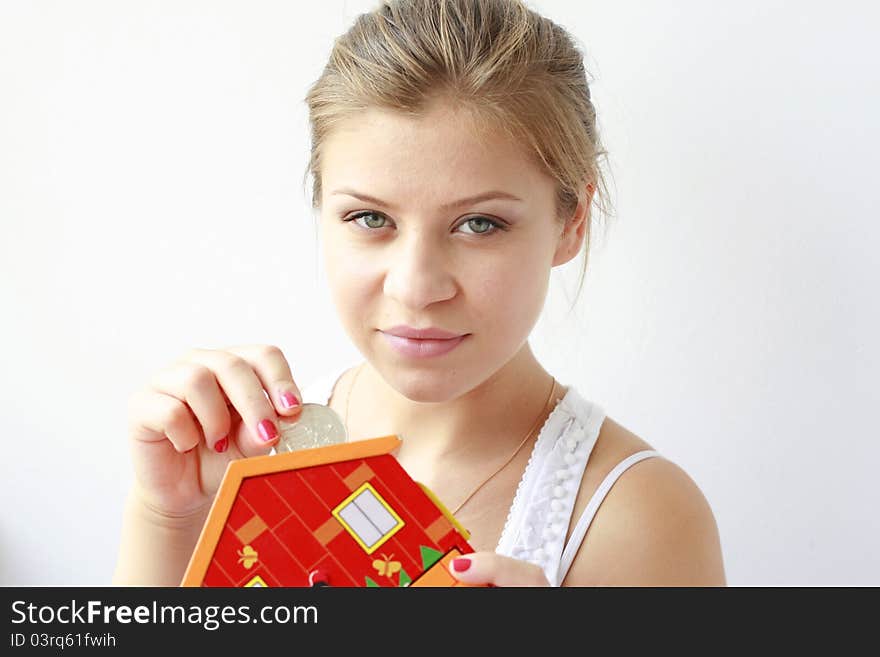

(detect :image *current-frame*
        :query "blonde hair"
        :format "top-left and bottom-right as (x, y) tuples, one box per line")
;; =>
(303, 0), (613, 305)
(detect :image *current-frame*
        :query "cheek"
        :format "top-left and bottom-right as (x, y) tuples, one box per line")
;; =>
(324, 242), (382, 320)
(470, 258), (549, 334)
(324, 232), (366, 285)
(324, 239), (354, 303)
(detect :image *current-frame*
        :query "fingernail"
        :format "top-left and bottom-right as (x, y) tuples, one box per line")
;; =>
(280, 391), (300, 409)
(257, 419), (279, 442)
(451, 558), (471, 573)
(214, 437), (228, 453)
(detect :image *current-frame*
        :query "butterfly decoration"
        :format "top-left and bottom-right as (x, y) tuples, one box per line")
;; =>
(237, 545), (259, 569)
(372, 553), (402, 579)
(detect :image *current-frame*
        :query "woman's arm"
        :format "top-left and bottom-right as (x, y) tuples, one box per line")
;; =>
(562, 457), (727, 586)
(448, 457), (725, 588)
(112, 488), (211, 586)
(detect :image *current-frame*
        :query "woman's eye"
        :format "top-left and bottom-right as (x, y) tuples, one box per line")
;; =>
(347, 212), (388, 230)
(342, 211), (504, 236)
(458, 216), (499, 235)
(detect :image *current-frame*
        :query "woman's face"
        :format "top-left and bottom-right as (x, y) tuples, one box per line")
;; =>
(319, 104), (579, 403)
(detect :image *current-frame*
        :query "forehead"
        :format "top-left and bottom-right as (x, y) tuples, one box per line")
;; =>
(320, 106), (552, 206)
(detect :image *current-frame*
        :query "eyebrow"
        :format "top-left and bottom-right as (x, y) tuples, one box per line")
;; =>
(330, 188), (524, 212)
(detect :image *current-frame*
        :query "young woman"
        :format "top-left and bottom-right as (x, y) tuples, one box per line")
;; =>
(114, 0), (725, 587)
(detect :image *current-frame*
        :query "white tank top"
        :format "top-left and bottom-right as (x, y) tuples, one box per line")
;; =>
(300, 364), (662, 586)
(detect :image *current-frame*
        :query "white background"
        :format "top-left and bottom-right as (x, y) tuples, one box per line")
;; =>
(1, 0), (877, 586)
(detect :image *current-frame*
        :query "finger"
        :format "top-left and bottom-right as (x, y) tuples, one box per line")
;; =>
(148, 363), (233, 452)
(127, 388), (205, 454)
(176, 348), (282, 455)
(223, 344), (303, 418)
(447, 551), (550, 587)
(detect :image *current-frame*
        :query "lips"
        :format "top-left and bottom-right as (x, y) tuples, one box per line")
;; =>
(380, 331), (468, 358)
(382, 325), (465, 340)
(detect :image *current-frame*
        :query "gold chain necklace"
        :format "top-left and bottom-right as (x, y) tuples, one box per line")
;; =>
(345, 363), (558, 516)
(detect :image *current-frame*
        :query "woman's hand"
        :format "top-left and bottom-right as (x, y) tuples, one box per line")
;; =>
(447, 552), (551, 587)
(125, 345), (305, 521)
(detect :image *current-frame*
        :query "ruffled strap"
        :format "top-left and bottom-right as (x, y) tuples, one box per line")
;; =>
(495, 386), (605, 586)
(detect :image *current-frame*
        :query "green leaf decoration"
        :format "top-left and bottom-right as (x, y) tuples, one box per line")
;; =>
(420, 546), (444, 570)
(365, 576), (380, 587)
(398, 568), (411, 587)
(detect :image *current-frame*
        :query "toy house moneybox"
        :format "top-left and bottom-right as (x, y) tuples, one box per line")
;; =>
(180, 435), (480, 587)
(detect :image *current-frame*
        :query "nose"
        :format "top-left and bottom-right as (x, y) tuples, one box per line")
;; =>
(382, 230), (458, 309)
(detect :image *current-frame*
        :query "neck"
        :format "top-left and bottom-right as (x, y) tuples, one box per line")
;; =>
(348, 343), (561, 464)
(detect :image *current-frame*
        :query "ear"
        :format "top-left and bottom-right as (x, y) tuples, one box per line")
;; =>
(552, 182), (595, 267)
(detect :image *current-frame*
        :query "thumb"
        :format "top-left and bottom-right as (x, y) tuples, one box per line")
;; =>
(447, 551), (550, 587)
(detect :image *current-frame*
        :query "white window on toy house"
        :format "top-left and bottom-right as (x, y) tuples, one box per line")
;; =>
(332, 482), (404, 554)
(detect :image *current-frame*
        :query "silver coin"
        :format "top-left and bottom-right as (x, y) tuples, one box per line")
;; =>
(275, 403), (348, 453)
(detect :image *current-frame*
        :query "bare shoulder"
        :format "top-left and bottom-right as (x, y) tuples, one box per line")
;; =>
(561, 416), (726, 586)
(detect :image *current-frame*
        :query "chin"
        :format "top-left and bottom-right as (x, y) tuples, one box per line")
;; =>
(381, 364), (466, 404)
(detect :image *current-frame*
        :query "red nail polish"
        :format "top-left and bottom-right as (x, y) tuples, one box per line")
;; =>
(452, 558), (471, 573)
(214, 437), (228, 453)
(280, 391), (300, 409)
(257, 419), (279, 442)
